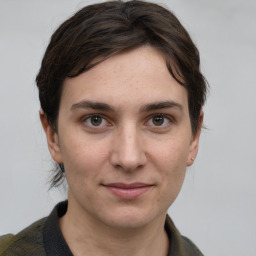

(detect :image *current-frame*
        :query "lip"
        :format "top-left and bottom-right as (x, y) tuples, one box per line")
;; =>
(102, 183), (153, 199)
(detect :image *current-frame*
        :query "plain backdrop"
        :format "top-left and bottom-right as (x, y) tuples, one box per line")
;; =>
(0, 0), (256, 255)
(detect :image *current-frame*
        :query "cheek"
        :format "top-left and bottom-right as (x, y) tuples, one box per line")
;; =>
(61, 129), (107, 164)
(152, 136), (191, 170)
(60, 137), (108, 184)
(150, 138), (190, 197)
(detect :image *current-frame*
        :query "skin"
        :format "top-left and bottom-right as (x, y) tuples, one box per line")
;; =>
(41, 46), (203, 256)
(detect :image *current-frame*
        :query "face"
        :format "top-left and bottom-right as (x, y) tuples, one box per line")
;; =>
(42, 46), (202, 229)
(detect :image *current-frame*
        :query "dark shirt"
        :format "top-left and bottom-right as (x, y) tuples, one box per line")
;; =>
(0, 201), (203, 255)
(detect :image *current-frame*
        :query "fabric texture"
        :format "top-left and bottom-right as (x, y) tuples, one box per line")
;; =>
(0, 201), (203, 256)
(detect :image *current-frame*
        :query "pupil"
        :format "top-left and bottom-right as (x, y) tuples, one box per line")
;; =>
(91, 116), (102, 126)
(153, 115), (164, 126)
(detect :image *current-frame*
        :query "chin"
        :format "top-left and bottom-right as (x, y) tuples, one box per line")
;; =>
(99, 205), (164, 230)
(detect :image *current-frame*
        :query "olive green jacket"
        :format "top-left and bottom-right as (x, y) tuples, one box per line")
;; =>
(0, 201), (203, 256)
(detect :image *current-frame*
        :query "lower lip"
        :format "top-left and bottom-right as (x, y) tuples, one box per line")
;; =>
(104, 186), (152, 199)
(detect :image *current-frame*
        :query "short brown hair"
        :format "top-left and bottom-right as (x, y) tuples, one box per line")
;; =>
(36, 0), (207, 187)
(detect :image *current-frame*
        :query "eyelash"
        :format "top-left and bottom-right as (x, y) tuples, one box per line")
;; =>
(81, 114), (174, 129)
(82, 114), (110, 128)
(145, 114), (173, 127)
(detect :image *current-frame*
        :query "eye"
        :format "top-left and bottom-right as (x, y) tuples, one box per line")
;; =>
(147, 114), (171, 127)
(83, 115), (108, 127)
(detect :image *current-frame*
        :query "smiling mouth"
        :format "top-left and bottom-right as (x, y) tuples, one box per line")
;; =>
(102, 183), (153, 199)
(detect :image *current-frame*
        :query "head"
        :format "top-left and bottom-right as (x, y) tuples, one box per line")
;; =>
(37, 0), (207, 188)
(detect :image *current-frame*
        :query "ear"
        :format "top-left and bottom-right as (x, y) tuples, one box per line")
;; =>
(186, 110), (204, 166)
(40, 110), (63, 163)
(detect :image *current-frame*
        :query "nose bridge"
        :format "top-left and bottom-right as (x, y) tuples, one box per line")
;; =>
(110, 122), (146, 171)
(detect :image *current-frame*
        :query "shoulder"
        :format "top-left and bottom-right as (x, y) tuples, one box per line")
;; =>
(180, 236), (204, 256)
(0, 234), (14, 254)
(0, 218), (47, 256)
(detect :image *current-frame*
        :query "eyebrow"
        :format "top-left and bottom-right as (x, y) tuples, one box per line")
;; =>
(140, 101), (183, 112)
(71, 101), (114, 112)
(71, 100), (183, 112)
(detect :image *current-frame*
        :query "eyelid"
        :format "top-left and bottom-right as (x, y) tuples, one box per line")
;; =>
(80, 113), (175, 130)
(81, 114), (111, 128)
(145, 114), (175, 127)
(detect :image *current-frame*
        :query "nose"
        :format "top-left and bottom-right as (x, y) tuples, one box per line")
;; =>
(110, 124), (147, 172)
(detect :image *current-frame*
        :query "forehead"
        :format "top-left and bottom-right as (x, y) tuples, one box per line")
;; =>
(61, 46), (188, 111)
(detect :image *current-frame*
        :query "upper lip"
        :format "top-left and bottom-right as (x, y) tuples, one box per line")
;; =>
(103, 183), (153, 189)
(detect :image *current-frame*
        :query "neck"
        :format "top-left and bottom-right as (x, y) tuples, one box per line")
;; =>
(59, 200), (169, 256)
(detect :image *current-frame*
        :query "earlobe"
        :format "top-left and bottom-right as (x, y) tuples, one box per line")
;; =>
(39, 110), (63, 163)
(186, 110), (204, 167)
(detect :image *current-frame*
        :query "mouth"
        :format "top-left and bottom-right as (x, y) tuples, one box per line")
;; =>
(102, 183), (153, 200)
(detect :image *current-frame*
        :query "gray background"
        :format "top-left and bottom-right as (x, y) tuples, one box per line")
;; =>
(0, 0), (256, 255)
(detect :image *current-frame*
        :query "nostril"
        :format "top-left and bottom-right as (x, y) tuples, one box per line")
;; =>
(110, 150), (147, 172)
